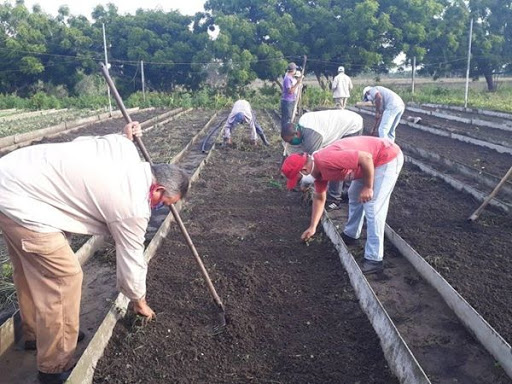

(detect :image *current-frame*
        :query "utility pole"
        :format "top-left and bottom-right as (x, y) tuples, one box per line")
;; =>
(141, 60), (146, 103)
(102, 23), (113, 116)
(464, 18), (474, 109)
(412, 56), (416, 101)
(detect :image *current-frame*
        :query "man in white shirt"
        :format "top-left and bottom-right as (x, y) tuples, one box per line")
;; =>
(332, 66), (353, 109)
(0, 122), (189, 384)
(281, 109), (363, 210)
(363, 85), (405, 142)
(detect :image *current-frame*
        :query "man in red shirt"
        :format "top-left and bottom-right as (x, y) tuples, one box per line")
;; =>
(281, 136), (404, 274)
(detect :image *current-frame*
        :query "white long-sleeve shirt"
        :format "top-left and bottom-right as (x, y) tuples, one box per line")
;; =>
(0, 134), (152, 300)
(223, 100), (257, 140)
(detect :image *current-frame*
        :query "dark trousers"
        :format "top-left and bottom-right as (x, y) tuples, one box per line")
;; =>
(280, 99), (295, 130)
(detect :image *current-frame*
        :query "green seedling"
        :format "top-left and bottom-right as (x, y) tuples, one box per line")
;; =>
(268, 179), (283, 190)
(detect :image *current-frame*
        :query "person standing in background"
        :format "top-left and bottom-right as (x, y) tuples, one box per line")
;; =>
(281, 62), (303, 130)
(332, 66), (353, 109)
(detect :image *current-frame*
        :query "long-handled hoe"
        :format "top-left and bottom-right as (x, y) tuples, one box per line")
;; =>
(99, 63), (227, 335)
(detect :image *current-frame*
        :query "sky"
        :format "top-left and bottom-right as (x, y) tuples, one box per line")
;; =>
(23, 0), (206, 17)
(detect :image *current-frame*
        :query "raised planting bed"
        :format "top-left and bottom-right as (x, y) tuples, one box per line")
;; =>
(0, 109), (101, 138)
(388, 163), (512, 344)
(0, 109), (219, 383)
(92, 112), (398, 383)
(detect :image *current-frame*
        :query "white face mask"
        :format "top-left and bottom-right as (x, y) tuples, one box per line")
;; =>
(299, 157), (315, 188)
(300, 174), (316, 188)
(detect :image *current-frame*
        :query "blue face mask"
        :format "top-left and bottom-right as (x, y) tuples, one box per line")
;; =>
(290, 136), (302, 145)
(289, 124), (303, 145)
(152, 202), (165, 210)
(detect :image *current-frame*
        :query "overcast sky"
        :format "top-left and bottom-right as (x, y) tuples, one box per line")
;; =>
(23, 0), (206, 17)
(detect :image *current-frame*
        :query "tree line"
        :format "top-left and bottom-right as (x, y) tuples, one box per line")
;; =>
(0, 0), (510, 99)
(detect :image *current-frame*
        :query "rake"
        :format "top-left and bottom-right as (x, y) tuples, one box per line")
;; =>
(99, 63), (226, 335)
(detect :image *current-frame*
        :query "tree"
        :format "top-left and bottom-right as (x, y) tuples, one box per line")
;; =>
(92, 8), (211, 94)
(422, 0), (512, 91)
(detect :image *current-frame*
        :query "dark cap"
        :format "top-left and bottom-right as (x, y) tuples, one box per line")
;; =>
(287, 62), (297, 72)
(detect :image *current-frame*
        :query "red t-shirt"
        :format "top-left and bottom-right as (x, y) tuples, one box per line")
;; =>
(313, 136), (401, 193)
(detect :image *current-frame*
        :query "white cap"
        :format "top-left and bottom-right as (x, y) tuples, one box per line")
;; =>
(294, 70), (302, 78)
(362, 86), (372, 100)
(338, 66), (345, 72)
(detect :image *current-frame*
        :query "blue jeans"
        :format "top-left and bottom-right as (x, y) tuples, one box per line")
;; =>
(343, 151), (404, 261)
(379, 105), (405, 142)
(281, 99), (295, 130)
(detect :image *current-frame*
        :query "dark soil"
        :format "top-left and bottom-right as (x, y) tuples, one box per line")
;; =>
(388, 163), (512, 343)
(93, 114), (398, 383)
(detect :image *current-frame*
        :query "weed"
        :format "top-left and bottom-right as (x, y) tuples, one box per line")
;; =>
(267, 179), (283, 190)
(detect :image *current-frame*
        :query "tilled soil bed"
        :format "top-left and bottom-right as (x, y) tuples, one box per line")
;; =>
(388, 163), (512, 343)
(93, 127), (398, 383)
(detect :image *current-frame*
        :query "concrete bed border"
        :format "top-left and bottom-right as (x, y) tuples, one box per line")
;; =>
(418, 103), (512, 121)
(350, 107), (512, 155)
(141, 108), (192, 133)
(321, 214), (431, 384)
(399, 142), (512, 199)
(0, 107), (200, 358)
(406, 105), (512, 133)
(384, 225), (512, 379)
(67, 111), (223, 384)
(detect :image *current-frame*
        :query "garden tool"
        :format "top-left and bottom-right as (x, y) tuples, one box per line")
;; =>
(100, 63), (226, 335)
(468, 165), (512, 222)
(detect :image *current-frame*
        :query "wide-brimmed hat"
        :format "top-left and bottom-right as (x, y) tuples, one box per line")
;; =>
(281, 153), (308, 189)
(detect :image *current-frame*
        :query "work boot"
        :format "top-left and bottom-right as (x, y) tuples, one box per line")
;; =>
(361, 259), (384, 275)
(258, 132), (270, 146)
(341, 232), (359, 246)
(26, 331), (85, 351)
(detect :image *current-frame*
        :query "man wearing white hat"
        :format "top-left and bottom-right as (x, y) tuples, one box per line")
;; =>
(332, 66), (353, 109)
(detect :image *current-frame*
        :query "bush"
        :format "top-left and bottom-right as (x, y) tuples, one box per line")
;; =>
(29, 92), (61, 109)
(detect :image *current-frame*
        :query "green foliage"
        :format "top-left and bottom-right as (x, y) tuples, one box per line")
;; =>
(29, 92), (61, 109)
(302, 86), (332, 109)
(397, 83), (512, 113)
